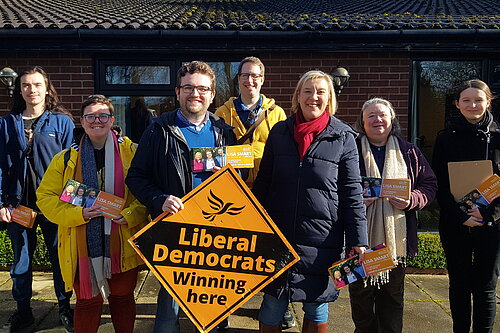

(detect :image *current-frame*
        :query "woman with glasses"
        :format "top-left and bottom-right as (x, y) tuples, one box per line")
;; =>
(37, 95), (148, 333)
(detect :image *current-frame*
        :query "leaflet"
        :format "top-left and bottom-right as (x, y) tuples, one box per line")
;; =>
(59, 179), (125, 219)
(457, 173), (500, 211)
(328, 244), (396, 289)
(362, 177), (411, 200)
(191, 145), (254, 172)
(10, 205), (37, 228)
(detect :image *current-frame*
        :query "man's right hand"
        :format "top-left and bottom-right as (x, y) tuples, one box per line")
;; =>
(0, 207), (12, 223)
(162, 195), (184, 214)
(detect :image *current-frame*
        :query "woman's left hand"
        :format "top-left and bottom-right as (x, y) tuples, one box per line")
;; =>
(112, 215), (127, 225)
(388, 197), (410, 210)
(353, 246), (367, 262)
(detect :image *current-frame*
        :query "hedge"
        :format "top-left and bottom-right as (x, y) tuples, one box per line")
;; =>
(0, 229), (447, 269)
(407, 232), (447, 269)
(0, 226), (51, 267)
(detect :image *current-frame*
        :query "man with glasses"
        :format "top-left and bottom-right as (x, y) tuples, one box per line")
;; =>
(215, 57), (286, 189)
(126, 61), (236, 333)
(215, 57), (291, 330)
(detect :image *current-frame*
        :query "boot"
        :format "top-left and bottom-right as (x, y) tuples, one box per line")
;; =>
(259, 321), (282, 333)
(302, 318), (328, 333)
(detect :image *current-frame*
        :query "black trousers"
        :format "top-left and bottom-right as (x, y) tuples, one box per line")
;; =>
(440, 224), (500, 333)
(348, 264), (405, 333)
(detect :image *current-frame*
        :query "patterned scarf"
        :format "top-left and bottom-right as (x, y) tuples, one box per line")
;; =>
(361, 135), (408, 286)
(74, 131), (124, 299)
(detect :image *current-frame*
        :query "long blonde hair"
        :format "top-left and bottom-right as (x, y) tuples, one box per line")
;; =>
(290, 70), (337, 116)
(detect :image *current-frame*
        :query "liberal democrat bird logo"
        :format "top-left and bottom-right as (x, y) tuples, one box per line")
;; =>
(202, 190), (245, 221)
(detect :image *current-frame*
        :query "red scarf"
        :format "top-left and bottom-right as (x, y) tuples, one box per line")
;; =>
(293, 108), (330, 160)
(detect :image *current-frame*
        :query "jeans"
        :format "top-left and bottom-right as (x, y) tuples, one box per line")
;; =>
(348, 264), (405, 333)
(153, 286), (223, 333)
(259, 293), (328, 326)
(440, 224), (500, 333)
(7, 215), (72, 312)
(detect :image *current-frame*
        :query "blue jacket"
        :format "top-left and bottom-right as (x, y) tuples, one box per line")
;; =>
(253, 114), (368, 303)
(0, 111), (74, 208)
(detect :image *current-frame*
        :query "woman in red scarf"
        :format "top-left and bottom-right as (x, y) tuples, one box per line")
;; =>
(37, 95), (148, 333)
(253, 71), (368, 333)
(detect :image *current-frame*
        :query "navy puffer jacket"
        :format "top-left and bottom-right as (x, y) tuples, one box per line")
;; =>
(253, 114), (368, 303)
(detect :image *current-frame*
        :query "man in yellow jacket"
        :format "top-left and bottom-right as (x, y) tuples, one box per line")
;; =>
(215, 56), (286, 188)
(215, 57), (293, 329)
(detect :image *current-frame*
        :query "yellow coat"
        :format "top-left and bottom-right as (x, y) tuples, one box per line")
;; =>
(215, 94), (286, 187)
(36, 136), (149, 292)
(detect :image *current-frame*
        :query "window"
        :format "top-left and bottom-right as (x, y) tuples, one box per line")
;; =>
(96, 58), (240, 142)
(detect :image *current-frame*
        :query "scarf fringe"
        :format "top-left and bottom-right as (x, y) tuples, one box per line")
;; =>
(366, 257), (406, 288)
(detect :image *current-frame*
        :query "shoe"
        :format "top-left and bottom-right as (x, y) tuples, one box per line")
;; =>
(217, 317), (230, 330)
(4, 308), (35, 332)
(59, 308), (74, 333)
(281, 308), (296, 330)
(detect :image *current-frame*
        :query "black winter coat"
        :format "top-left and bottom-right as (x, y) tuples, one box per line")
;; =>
(432, 112), (500, 232)
(126, 110), (236, 219)
(253, 115), (368, 303)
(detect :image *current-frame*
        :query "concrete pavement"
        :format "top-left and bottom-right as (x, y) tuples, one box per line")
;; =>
(0, 270), (498, 332)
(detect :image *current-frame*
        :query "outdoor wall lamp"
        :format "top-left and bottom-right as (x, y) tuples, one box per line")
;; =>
(0, 67), (18, 97)
(331, 65), (350, 96)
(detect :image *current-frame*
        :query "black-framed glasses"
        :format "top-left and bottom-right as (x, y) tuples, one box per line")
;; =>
(178, 85), (212, 95)
(239, 73), (263, 80)
(82, 114), (113, 123)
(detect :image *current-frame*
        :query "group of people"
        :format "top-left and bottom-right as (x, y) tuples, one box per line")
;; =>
(192, 148), (226, 173)
(60, 184), (98, 208)
(0, 57), (497, 333)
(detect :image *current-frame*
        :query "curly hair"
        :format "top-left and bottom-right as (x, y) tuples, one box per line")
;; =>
(176, 61), (216, 90)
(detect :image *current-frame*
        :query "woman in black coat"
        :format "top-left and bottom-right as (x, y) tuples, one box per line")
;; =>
(253, 70), (368, 333)
(432, 80), (500, 333)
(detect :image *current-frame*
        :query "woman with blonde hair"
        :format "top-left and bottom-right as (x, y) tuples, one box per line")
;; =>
(253, 70), (368, 332)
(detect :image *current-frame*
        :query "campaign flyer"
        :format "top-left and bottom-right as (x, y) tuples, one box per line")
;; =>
(59, 179), (125, 219)
(328, 244), (396, 289)
(191, 145), (254, 172)
(10, 205), (37, 228)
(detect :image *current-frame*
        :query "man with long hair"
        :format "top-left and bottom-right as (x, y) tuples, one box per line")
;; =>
(0, 66), (75, 332)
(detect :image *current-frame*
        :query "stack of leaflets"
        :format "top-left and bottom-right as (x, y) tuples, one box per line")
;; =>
(9, 205), (37, 228)
(362, 177), (411, 200)
(328, 244), (396, 289)
(59, 179), (125, 219)
(457, 173), (500, 211)
(191, 145), (254, 173)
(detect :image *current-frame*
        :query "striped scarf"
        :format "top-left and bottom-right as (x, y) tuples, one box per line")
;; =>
(74, 131), (124, 299)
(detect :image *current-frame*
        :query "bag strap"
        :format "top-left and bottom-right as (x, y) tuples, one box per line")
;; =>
(237, 104), (276, 145)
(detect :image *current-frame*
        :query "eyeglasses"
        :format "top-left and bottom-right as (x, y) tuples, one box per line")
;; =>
(82, 114), (113, 123)
(239, 73), (263, 80)
(178, 85), (212, 95)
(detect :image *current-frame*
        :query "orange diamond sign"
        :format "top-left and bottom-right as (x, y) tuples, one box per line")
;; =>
(129, 165), (299, 332)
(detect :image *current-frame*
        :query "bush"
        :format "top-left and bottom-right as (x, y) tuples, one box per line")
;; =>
(0, 226), (51, 267)
(0, 229), (448, 270)
(407, 232), (447, 269)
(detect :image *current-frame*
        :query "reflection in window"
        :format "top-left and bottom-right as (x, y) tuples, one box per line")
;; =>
(416, 61), (481, 160)
(105, 66), (171, 85)
(207, 62), (240, 109)
(415, 61), (481, 232)
(110, 96), (176, 143)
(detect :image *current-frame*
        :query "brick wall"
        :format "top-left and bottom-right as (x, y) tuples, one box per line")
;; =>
(0, 52), (94, 118)
(260, 51), (410, 138)
(0, 51), (410, 138)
